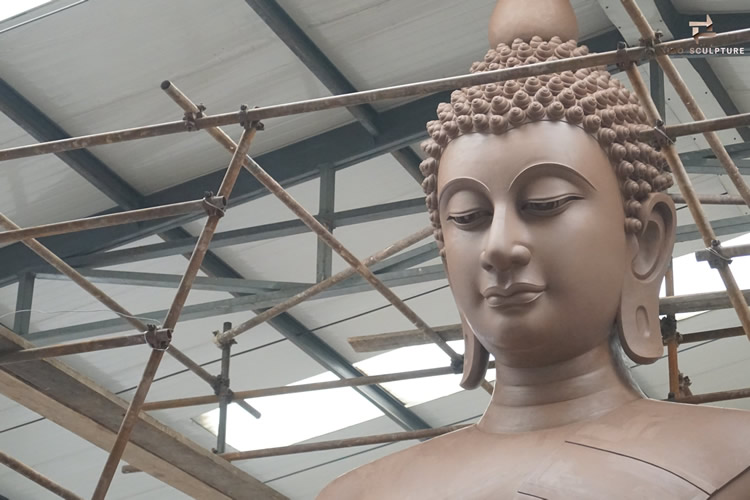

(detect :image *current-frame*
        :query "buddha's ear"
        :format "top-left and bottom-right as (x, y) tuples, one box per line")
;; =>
(441, 253), (490, 389)
(617, 192), (676, 364)
(458, 312), (491, 389)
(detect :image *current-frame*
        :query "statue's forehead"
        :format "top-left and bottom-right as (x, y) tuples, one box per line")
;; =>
(437, 122), (610, 193)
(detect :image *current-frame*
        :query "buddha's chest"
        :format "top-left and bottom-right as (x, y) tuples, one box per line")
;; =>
(369, 436), (709, 500)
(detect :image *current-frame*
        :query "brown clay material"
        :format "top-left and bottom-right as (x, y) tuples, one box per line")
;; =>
(318, 2), (750, 497)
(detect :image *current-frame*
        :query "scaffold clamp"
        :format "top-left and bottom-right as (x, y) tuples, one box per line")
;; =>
(202, 192), (227, 218)
(704, 239), (733, 269)
(144, 325), (173, 351)
(183, 103), (206, 131)
(650, 119), (675, 150)
(238, 104), (265, 131)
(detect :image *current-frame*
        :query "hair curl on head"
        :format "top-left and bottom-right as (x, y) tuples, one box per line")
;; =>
(419, 36), (674, 257)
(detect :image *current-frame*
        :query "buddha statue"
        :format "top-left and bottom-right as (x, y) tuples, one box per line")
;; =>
(318, 1), (750, 498)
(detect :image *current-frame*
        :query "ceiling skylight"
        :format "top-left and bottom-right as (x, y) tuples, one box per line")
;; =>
(0, 0), (54, 22)
(354, 340), (495, 407)
(196, 371), (385, 452)
(663, 232), (750, 320)
(196, 340), (493, 451)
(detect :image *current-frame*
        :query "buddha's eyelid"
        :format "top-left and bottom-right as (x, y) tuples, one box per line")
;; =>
(509, 163), (597, 192)
(437, 177), (491, 209)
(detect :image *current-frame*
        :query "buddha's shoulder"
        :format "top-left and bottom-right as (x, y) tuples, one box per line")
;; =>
(569, 399), (750, 493)
(584, 398), (750, 444)
(316, 425), (478, 499)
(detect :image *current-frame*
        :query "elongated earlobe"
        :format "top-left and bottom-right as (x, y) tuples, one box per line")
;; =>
(459, 312), (490, 389)
(617, 192), (676, 364)
(442, 255), (490, 389)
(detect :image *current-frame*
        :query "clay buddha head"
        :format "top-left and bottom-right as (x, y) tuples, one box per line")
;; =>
(419, 0), (677, 388)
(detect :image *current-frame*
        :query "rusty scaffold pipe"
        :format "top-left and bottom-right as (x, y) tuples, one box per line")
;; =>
(0, 333), (147, 365)
(122, 424), (470, 473)
(0, 210), (216, 385)
(0, 451), (83, 500)
(675, 387), (750, 405)
(143, 362), (496, 412)
(670, 194), (748, 206)
(0, 196), (222, 245)
(164, 83), (500, 393)
(161, 82), (465, 372)
(90, 120), (261, 500)
(0, 28), (748, 163)
(623, 65), (750, 342)
(620, 0), (750, 209)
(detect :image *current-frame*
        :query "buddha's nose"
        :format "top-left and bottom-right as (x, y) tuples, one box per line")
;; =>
(479, 209), (531, 272)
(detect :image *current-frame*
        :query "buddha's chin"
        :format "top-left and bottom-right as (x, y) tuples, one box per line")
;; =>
(476, 321), (552, 357)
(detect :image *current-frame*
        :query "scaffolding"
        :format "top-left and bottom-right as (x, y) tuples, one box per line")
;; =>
(0, 2), (749, 498)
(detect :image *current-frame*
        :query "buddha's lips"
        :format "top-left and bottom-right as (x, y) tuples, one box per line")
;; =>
(482, 283), (545, 308)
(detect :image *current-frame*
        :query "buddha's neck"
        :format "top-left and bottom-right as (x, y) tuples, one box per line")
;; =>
(478, 339), (642, 434)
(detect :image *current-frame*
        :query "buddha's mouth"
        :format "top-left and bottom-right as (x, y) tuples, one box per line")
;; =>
(482, 283), (545, 308)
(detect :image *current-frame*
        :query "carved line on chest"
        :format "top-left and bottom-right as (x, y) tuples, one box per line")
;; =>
(514, 439), (710, 500)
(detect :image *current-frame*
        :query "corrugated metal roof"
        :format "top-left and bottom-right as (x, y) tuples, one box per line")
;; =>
(1, 0), (749, 498)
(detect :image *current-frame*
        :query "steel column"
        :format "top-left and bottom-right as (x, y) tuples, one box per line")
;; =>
(13, 272), (35, 336)
(316, 165), (335, 282)
(649, 60), (665, 120)
(215, 322), (233, 454)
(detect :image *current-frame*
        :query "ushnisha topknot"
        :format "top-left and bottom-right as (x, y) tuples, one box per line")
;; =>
(419, 36), (674, 256)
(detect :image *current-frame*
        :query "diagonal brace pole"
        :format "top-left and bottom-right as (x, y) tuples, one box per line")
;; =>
(162, 83), (461, 365)
(619, 0), (750, 208)
(90, 120), (260, 500)
(0, 451), (83, 500)
(623, 63), (750, 340)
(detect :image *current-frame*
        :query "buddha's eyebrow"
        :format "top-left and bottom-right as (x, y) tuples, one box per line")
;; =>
(438, 177), (491, 205)
(510, 163), (597, 192)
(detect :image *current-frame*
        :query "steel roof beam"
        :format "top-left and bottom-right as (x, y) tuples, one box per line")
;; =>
(242, 0), (426, 182)
(0, 78), (143, 210)
(242, 0), (380, 134)
(30, 264), (447, 343)
(0, 77), (427, 441)
(49, 197), (426, 269)
(0, 91), (448, 287)
(0, 23), (745, 286)
(0, 27), (631, 284)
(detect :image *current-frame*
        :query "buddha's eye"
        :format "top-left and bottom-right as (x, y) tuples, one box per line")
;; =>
(521, 195), (583, 215)
(446, 210), (492, 228)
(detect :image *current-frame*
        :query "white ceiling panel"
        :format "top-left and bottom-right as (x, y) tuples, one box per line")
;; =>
(0, 418), (187, 500)
(334, 154), (423, 212)
(0, 113), (116, 231)
(278, 0), (612, 112)
(0, 0), (353, 195)
(708, 57), (750, 114)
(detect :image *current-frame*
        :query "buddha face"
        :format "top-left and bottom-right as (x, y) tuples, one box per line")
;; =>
(438, 121), (635, 368)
